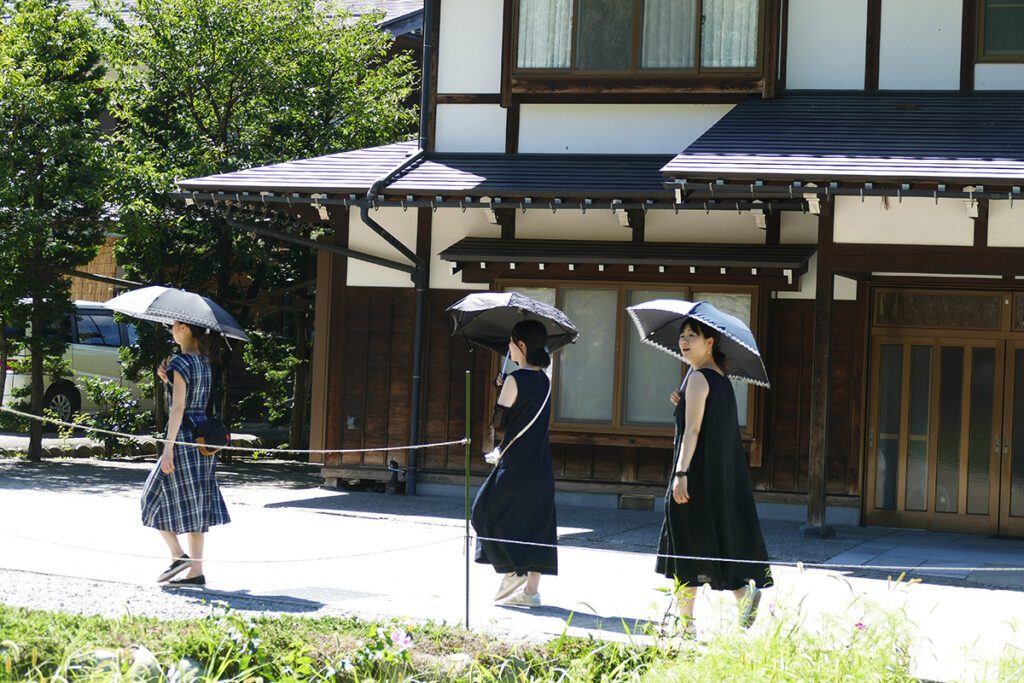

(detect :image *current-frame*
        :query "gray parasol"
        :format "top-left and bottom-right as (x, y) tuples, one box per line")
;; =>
(447, 292), (579, 355)
(104, 286), (250, 342)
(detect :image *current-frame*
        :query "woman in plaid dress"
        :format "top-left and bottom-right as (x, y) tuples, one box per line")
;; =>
(141, 321), (230, 585)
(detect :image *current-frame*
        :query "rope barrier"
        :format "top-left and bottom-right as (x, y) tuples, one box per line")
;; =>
(0, 405), (468, 455)
(2, 523), (1023, 574)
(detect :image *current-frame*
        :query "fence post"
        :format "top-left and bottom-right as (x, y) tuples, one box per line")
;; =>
(464, 369), (471, 629)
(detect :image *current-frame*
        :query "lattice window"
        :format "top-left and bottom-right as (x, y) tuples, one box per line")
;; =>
(874, 291), (1002, 330)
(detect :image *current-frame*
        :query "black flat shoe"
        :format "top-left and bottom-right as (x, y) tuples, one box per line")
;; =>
(157, 555), (191, 583)
(167, 574), (206, 586)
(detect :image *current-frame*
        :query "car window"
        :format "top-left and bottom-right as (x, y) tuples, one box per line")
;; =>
(77, 313), (120, 346)
(124, 323), (139, 346)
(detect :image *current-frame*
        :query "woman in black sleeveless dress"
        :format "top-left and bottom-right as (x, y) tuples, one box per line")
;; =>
(471, 319), (556, 608)
(656, 317), (771, 630)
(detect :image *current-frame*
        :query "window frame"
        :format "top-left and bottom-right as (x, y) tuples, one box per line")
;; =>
(977, 0), (1024, 63)
(497, 278), (761, 441)
(511, 0), (767, 79)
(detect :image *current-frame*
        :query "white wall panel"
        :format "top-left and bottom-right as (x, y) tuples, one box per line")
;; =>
(346, 207), (417, 288)
(515, 209), (625, 241)
(518, 104), (733, 154)
(975, 64), (1024, 90)
(878, 0), (961, 90)
(780, 211), (818, 244)
(834, 196), (973, 245)
(988, 200), (1024, 248)
(645, 210), (767, 244)
(437, 0), (503, 93)
(786, 0), (867, 89)
(430, 209), (499, 290)
(434, 104), (506, 152)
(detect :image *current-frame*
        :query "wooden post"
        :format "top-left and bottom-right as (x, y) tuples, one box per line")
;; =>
(803, 197), (836, 538)
(308, 210), (349, 467)
(626, 209), (645, 243)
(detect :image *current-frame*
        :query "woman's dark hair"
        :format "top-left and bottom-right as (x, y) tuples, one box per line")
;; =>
(680, 317), (728, 370)
(512, 319), (551, 369)
(185, 323), (223, 361)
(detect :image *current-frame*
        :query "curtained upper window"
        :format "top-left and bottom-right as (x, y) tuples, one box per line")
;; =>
(515, 0), (762, 75)
(979, 0), (1024, 62)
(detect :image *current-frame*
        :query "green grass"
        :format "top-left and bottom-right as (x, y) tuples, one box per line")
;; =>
(0, 595), (932, 682)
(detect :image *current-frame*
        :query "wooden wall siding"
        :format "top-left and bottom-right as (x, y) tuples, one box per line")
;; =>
(761, 299), (861, 495)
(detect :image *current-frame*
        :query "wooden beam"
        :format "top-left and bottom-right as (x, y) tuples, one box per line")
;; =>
(961, 0), (977, 90)
(804, 197), (835, 536)
(765, 211), (781, 246)
(973, 198), (989, 248)
(625, 208), (645, 243)
(494, 208), (516, 240)
(864, 0), (882, 91)
(505, 99), (520, 154)
(309, 209), (350, 461)
(500, 0), (514, 108)
(762, 0), (781, 98)
(833, 241), (1024, 276)
(436, 94), (502, 104)
(777, 0), (789, 91)
(424, 0), (441, 153)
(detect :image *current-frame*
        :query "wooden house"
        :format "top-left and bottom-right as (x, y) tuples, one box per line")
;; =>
(178, 0), (1024, 536)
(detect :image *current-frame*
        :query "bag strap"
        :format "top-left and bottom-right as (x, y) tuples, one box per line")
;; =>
(497, 374), (552, 459)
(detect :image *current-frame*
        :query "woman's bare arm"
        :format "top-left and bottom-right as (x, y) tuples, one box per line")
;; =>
(497, 374), (518, 408)
(160, 372), (187, 474)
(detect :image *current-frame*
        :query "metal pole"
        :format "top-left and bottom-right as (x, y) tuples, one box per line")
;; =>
(464, 368), (471, 629)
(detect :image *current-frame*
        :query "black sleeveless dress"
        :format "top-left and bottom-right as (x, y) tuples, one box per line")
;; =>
(656, 367), (772, 590)
(471, 369), (558, 576)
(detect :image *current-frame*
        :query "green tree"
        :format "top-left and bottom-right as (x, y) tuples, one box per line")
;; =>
(100, 0), (418, 445)
(0, 0), (109, 459)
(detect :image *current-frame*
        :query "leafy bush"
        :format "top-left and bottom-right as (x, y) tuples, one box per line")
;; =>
(75, 377), (153, 457)
(240, 329), (304, 427)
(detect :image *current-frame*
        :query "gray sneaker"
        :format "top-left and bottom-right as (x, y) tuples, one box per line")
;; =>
(494, 573), (527, 602)
(502, 589), (541, 608)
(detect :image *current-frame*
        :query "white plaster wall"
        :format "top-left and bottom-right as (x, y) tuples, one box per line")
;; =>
(834, 196), (974, 246)
(988, 200), (1024, 248)
(518, 104), (734, 154)
(346, 206), (417, 288)
(975, 64), (1024, 90)
(434, 104), (507, 153)
(780, 211), (818, 244)
(776, 254), (860, 301)
(786, 0), (867, 90)
(437, 0), (503, 94)
(645, 210), (768, 244)
(878, 0), (961, 90)
(430, 208), (500, 290)
(515, 209), (626, 241)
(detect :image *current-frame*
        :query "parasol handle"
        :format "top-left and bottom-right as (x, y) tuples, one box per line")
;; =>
(495, 350), (511, 387)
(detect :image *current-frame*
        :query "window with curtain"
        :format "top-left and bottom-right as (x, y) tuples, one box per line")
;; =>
(980, 0), (1024, 60)
(515, 0), (761, 75)
(503, 282), (758, 434)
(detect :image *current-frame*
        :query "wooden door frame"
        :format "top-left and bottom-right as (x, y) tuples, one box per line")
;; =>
(999, 341), (1024, 536)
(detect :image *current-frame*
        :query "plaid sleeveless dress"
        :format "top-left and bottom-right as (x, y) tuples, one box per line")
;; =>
(141, 353), (230, 533)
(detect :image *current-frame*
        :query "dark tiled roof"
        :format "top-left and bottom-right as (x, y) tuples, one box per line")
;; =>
(663, 92), (1024, 185)
(440, 238), (816, 269)
(178, 143), (674, 199)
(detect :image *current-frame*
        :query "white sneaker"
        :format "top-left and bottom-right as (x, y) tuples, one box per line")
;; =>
(502, 589), (541, 608)
(494, 573), (527, 602)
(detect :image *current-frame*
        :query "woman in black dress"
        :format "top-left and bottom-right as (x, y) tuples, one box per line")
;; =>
(471, 319), (556, 608)
(656, 317), (771, 630)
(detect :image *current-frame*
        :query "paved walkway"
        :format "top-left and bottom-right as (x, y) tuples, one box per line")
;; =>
(1, 458), (1023, 682)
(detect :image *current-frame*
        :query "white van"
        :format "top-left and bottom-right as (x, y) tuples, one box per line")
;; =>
(2, 301), (155, 422)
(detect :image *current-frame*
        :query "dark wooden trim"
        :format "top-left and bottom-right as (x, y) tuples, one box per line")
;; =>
(436, 94), (502, 104)
(852, 278), (870, 510)
(973, 198), (990, 248)
(765, 211), (781, 245)
(416, 206), (432, 265)
(500, 0), (514, 108)
(807, 197), (835, 528)
(511, 76), (763, 97)
(425, 0), (442, 153)
(864, 0), (882, 91)
(504, 98), (520, 154)
(495, 208), (516, 240)
(833, 243), (1024, 277)
(514, 91), (755, 104)
(777, 0), (789, 91)
(961, 0), (978, 90)
(762, 0), (781, 98)
(625, 209), (645, 243)
(864, 274), (1019, 289)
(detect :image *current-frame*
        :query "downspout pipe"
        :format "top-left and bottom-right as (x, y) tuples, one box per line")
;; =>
(353, 0), (437, 494)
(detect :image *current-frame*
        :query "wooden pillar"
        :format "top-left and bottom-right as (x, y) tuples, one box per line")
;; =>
(308, 209), (349, 465)
(972, 198), (989, 248)
(626, 208), (645, 243)
(495, 208), (516, 240)
(803, 197), (836, 537)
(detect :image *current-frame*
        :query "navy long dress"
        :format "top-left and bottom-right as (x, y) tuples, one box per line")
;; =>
(656, 367), (771, 591)
(141, 353), (230, 533)
(472, 368), (558, 576)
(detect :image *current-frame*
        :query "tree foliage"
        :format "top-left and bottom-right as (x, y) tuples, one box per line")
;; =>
(99, 0), (418, 439)
(0, 0), (110, 458)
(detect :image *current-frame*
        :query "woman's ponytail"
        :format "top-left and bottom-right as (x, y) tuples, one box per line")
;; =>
(512, 319), (551, 369)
